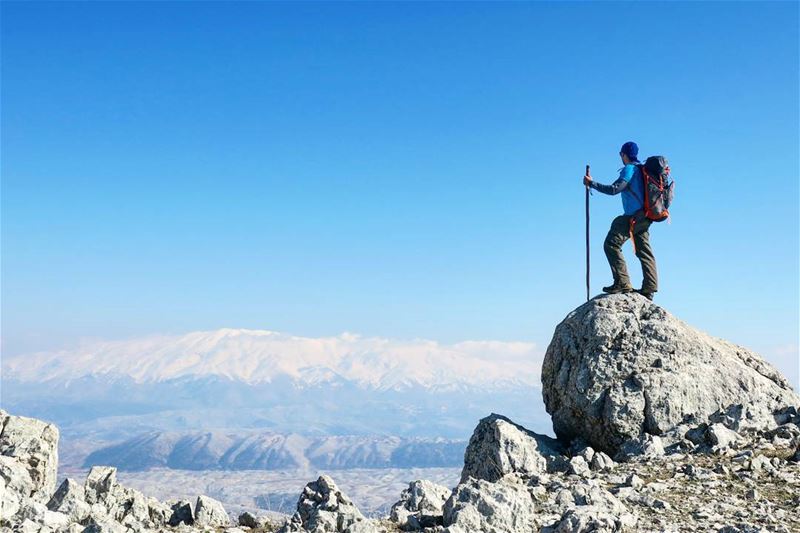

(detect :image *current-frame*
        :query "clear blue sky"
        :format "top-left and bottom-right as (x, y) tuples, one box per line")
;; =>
(2, 2), (798, 386)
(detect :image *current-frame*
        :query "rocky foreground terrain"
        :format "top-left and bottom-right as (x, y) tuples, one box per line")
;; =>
(2, 294), (799, 532)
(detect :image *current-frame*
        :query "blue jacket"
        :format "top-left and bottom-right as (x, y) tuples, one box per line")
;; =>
(590, 163), (644, 215)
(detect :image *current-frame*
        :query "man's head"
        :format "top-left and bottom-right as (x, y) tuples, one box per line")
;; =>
(619, 141), (639, 164)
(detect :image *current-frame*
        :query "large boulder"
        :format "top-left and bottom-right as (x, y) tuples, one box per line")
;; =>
(461, 413), (567, 482)
(0, 410), (59, 502)
(279, 475), (366, 532)
(542, 294), (800, 454)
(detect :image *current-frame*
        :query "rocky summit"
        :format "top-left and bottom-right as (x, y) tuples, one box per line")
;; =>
(2, 293), (800, 532)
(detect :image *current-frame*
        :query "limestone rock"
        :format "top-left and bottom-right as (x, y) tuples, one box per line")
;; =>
(0, 410), (59, 502)
(547, 505), (637, 533)
(47, 478), (90, 522)
(569, 481), (627, 515)
(686, 422), (741, 451)
(195, 495), (230, 527)
(461, 413), (567, 483)
(0, 455), (34, 519)
(708, 423), (740, 449)
(80, 465), (171, 529)
(541, 294), (800, 454)
(590, 452), (615, 472)
(238, 511), (260, 528)
(615, 434), (664, 462)
(84, 466), (117, 506)
(443, 475), (539, 533)
(568, 456), (591, 477)
(19, 501), (70, 530)
(389, 479), (451, 530)
(83, 518), (127, 533)
(168, 499), (195, 526)
(279, 475), (365, 532)
(344, 521), (384, 533)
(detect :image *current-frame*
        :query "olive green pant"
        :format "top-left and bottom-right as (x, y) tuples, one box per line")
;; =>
(603, 211), (658, 292)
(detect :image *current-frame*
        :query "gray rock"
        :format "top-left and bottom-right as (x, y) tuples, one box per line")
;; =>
(686, 423), (741, 450)
(570, 481), (627, 514)
(82, 518), (127, 533)
(460, 413), (567, 483)
(83, 466), (117, 505)
(0, 410), (59, 503)
(43, 509), (71, 529)
(0, 455), (34, 519)
(773, 405), (799, 425)
(708, 423), (739, 449)
(80, 465), (171, 529)
(47, 478), (91, 522)
(389, 479), (451, 530)
(16, 500), (49, 524)
(590, 452), (615, 472)
(344, 521), (383, 533)
(443, 475), (539, 533)
(550, 505), (637, 533)
(747, 455), (775, 474)
(625, 473), (643, 490)
(568, 456), (591, 478)
(238, 511), (260, 528)
(541, 294), (800, 455)
(168, 499), (195, 526)
(195, 494), (230, 527)
(553, 488), (574, 507)
(615, 434), (664, 462)
(279, 475), (365, 532)
(15, 518), (43, 533)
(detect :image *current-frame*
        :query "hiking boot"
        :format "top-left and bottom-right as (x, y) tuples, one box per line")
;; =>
(602, 284), (633, 294)
(636, 289), (655, 300)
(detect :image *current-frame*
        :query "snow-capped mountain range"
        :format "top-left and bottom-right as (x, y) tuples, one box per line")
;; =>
(2, 328), (541, 391)
(1, 328), (550, 470)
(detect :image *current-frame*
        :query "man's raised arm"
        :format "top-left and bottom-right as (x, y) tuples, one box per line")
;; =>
(589, 177), (630, 195)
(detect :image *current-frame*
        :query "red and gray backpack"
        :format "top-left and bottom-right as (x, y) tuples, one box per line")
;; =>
(637, 156), (675, 222)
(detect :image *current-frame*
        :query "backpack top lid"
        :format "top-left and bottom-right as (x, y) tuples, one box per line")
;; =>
(643, 156), (669, 178)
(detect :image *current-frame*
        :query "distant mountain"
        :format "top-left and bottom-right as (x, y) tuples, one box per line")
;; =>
(2, 328), (540, 391)
(1, 328), (551, 469)
(83, 430), (466, 471)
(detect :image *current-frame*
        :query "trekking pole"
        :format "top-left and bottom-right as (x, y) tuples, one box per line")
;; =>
(585, 164), (590, 302)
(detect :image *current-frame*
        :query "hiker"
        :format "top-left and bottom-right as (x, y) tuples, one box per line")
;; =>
(583, 141), (658, 300)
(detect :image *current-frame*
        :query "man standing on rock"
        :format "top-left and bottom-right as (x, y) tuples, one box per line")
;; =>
(583, 142), (658, 300)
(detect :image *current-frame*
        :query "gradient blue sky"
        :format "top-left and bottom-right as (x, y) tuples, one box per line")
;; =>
(2, 1), (798, 386)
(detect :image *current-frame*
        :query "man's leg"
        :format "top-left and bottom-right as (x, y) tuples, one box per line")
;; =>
(603, 215), (633, 289)
(633, 219), (658, 293)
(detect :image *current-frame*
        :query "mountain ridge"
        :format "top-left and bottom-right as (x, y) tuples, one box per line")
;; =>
(83, 430), (466, 471)
(2, 328), (540, 392)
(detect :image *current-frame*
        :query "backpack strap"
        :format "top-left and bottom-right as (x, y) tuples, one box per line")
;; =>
(629, 164), (647, 211)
